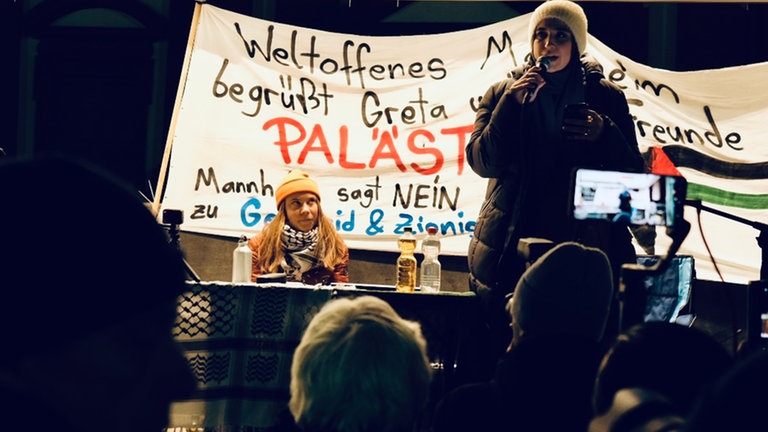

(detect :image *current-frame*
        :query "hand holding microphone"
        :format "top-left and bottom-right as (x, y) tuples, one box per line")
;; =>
(521, 56), (552, 104)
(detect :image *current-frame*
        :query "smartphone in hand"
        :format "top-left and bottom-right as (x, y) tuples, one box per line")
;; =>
(564, 102), (589, 118)
(562, 102), (592, 139)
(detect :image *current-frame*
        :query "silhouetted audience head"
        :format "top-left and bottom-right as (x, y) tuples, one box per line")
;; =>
(589, 387), (685, 432)
(435, 241), (614, 432)
(0, 154), (196, 432)
(289, 295), (432, 432)
(507, 241), (614, 347)
(590, 321), (733, 431)
(685, 348), (768, 432)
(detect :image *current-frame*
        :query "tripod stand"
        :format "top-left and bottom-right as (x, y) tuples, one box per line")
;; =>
(618, 219), (691, 332)
(163, 209), (201, 282)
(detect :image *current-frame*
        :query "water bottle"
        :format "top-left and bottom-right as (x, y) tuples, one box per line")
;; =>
(395, 227), (417, 292)
(232, 235), (252, 283)
(420, 227), (441, 292)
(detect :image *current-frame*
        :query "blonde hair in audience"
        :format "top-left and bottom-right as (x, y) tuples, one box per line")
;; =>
(289, 296), (432, 432)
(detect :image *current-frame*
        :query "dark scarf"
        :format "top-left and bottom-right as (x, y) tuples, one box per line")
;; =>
(280, 224), (321, 282)
(532, 60), (585, 143)
(518, 58), (586, 243)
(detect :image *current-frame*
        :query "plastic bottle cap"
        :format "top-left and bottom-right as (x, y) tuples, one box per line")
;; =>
(427, 227), (438, 235)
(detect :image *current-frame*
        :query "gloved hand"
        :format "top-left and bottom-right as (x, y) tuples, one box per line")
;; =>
(562, 103), (604, 141)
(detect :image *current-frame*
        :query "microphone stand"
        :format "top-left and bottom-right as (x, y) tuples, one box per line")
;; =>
(683, 200), (768, 354)
(684, 199), (768, 281)
(617, 219), (691, 332)
(165, 220), (201, 282)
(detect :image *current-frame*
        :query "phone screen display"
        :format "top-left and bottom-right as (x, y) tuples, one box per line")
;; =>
(571, 168), (687, 227)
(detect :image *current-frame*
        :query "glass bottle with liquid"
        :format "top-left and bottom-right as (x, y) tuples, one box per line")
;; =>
(395, 227), (417, 292)
(420, 227), (441, 292)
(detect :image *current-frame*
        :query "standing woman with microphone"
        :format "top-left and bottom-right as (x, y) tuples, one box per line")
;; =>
(465, 0), (644, 366)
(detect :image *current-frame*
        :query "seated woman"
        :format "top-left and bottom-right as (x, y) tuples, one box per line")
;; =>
(249, 169), (349, 285)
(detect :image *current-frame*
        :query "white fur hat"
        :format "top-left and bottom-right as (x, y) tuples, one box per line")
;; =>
(508, 241), (614, 342)
(528, 0), (588, 55)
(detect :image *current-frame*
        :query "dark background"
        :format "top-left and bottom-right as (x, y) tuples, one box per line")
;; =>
(1, 1), (763, 354)
(2, 0), (766, 194)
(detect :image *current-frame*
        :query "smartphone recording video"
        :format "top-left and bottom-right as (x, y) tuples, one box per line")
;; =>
(570, 168), (687, 227)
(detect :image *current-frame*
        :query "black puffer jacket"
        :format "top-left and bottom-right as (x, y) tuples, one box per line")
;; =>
(466, 55), (644, 315)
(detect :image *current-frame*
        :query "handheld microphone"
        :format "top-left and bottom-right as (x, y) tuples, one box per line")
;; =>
(523, 56), (552, 104)
(536, 56), (552, 72)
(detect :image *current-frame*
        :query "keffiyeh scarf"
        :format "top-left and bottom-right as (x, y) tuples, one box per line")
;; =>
(280, 224), (321, 282)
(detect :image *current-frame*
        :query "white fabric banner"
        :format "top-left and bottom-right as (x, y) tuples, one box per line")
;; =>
(160, 4), (768, 284)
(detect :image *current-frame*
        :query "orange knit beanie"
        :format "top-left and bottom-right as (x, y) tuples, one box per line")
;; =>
(275, 170), (321, 206)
